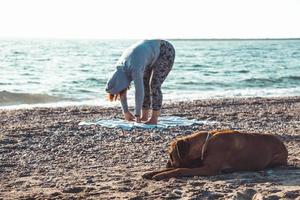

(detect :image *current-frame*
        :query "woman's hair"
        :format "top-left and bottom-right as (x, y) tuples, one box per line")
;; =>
(107, 86), (130, 102)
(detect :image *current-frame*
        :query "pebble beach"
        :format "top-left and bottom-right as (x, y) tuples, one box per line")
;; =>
(1, 97), (300, 199)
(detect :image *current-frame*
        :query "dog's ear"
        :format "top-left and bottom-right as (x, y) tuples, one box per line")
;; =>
(176, 140), (189, 160)
(166, 160), (172, 168)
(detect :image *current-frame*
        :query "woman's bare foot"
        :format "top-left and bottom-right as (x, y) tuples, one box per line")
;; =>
(140, 116), (149, 121)
(144, 118), (158, 125)
(141, 109), (149, 121)
(144, 110), (160, 124)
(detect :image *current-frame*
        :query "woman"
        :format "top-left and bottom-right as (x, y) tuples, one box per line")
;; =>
(106, 39), (175, 124)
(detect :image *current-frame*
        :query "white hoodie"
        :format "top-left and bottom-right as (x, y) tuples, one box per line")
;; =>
(106, 40), (161, 116)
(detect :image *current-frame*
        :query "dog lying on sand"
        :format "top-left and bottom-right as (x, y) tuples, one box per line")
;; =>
(143, 130), (288, 180)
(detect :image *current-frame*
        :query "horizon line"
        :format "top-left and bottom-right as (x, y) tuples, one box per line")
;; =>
(0, 37), (300, 41)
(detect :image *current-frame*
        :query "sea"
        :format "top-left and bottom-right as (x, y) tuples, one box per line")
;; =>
(1, 39), (300, 109)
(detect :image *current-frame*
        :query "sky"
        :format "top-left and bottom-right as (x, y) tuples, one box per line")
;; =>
(0, 0), (299, 39)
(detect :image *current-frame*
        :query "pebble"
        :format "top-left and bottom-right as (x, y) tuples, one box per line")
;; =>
(50, 192), (62, 197)
(265, 195), (281, 200)
(283, 190), (300, 199)
(165, 191), (181, 199)
(243, 188), (257, 197)
(172, 189), (182, 195)
(86, 176), (94, 184)
(117, 186), (131, 192)
(252, 193), (264, 200)
(252, 193), (282, 200)
(150, 133), (162, 141)
(129, 196), (144, 200)
(184, 130), (193, 135)
(135, 136), (144, 143)
(0, 138), (18, 145)
(232, 191), (251, 200)
(62, 186), (84, 193)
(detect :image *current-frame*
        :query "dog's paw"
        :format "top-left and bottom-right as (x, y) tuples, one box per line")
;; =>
(152, 174), (167, 181)
(142, 172), (156, 179)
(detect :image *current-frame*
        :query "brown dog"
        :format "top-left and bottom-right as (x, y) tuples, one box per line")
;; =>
(143, 130), (288, 180)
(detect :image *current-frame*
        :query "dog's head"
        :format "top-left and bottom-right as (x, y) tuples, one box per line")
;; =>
(167, 139), (191, 168)
(166, 131), (210, 168)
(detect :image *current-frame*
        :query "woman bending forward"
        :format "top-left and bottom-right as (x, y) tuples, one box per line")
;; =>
(106, 39), (175, 124)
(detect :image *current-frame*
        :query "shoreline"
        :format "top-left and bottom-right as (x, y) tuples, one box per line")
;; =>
(1, 96), (300, 199)
(2, 95), (300, 111)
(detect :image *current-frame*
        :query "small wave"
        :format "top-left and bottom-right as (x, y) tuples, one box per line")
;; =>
(243, 78), (279, 84)
(237, 70), (249, 73)
(72, 78), (106, 86)
(0, 91), (68, 106)
(35, 58), (51, 61)
(13, 51), (26, 55)
(0, 82), (12, 85)
(86, 78), (100, 82)
(180, 81), (200, 85)
(192, 64), (211, 68)
(224, 70), (250, 74)
(286, 76), (300, 81)
(77, 89), (93, 93)
(243, 76), (300, 86)
(27, 81), (40, 84)
(203, 81), (231, 87)
(80, 69), (90, 72)
(21, 73), (33, 76)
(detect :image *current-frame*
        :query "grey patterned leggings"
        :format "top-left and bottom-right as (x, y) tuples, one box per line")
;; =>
(142, 40), (175, 111)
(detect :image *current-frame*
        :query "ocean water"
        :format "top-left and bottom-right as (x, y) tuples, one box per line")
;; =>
(1, 39), (300, 108)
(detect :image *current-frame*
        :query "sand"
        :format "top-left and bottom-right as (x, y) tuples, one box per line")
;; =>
(0, 97), (299, 200)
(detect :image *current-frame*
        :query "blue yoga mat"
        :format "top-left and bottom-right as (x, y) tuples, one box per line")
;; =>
(79, 116), (215, 130)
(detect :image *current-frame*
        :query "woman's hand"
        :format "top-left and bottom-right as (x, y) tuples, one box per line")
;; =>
(124, 111), (135, 121)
